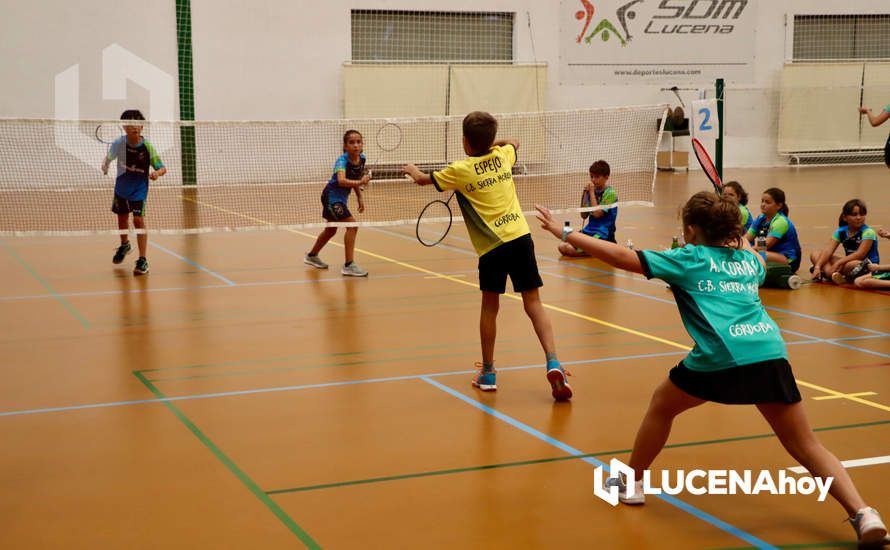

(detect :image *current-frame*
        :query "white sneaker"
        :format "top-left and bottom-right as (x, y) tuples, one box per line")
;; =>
(603, 477), (645, 505)
(304, 254), (328, 269)
(849, 507), (888, 546)
(341, 263), (368, 277)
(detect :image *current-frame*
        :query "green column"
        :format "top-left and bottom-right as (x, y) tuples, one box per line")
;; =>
(716, 78), (724, 182)
(176, 0), (197, 185)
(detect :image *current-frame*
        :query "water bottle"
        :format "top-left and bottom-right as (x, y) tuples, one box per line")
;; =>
(670, 236), (681, 249)
(625, 239), (634, 250)
(562, 221), (572, 242)
(756, 235), (767, 249)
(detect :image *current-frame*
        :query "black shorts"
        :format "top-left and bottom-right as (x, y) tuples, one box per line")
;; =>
(669, 358), (801, 404)
(111, 195), (146, 217)
(321, 189), (352, 221)
(478, 234), (543, 294)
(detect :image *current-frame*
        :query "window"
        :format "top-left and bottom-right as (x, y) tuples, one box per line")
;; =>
(351, 10), (514, 63)
(793, 14), (890, 61)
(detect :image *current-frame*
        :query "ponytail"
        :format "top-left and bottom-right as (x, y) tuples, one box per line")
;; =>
(682, 191), (742, 246)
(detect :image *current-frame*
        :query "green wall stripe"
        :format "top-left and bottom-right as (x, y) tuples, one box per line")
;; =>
(175, 0), (197, 185)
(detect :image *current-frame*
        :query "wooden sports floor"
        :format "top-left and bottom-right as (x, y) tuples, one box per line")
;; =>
(1, 165), (888, 549)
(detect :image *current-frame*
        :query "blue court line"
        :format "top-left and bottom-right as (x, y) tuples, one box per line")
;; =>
(759, 305), (887, 336)
(831, 334), (889, 342)
(376, 226), (888, 337)
(0, 269), (479, 302)
(0, 351), (688, 418)
(422, 377), (778, 550)
(149, 242), (236, 286)
(1, 352), (688, 417)
(538, 269), (679, 305)
(551, 261), (889, 337)
(540, 269), (887, 354)
(780, 329), (890, 359)
(0, 239), (90, 328)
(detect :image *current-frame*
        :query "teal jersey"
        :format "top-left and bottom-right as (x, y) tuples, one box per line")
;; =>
(638, 245), (787, 372)
(739, 205), (753, 233)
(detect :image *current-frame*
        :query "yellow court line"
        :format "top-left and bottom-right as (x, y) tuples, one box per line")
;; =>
(183, 197), (890, 413)
(812, 391), (877, 401)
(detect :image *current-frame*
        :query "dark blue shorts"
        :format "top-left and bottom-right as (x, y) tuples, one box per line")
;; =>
(321, 189), (352, 221)
(111, 195), (146, 217)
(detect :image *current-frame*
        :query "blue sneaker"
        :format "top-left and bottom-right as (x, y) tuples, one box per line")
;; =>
(471, 363), (497, 391)
(546, 360), (573, 401)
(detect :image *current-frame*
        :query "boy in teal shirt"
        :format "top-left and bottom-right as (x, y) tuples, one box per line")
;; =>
(101, 109), (166, 275)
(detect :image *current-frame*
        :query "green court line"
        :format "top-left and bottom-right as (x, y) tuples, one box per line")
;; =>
(265, 418), (890, 495)
(0, 240), (90, 328)
(144, 338), (656, 383)
(136, 330), (608, 374)
(133, 371), (320, 549)
(834, 306), (890, 317)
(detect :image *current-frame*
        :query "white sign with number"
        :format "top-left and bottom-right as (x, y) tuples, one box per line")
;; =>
(691, 98), (720, 140)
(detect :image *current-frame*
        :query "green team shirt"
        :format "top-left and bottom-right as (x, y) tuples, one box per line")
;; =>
(638, 245), (788, 372)
(431, 144), (529, 256)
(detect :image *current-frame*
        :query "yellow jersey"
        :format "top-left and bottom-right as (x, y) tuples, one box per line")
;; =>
(431, 144), (529, 256)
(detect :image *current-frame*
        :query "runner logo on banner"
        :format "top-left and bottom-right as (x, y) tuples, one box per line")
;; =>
(561, 0), (756, 85)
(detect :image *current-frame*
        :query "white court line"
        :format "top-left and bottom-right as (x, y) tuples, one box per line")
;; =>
(788, 455), (890, 474)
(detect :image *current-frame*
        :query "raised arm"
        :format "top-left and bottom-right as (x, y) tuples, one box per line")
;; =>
(493, 139), (520, 151)
(859, 106), (890, 127)
(536, 204), (642, 274)
(402, 164), (433, 186)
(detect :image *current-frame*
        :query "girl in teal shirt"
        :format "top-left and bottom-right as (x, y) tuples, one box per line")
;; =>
(535, 192), (886, 545)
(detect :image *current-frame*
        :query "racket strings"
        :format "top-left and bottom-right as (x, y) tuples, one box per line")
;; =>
(416, 199), (453, 246)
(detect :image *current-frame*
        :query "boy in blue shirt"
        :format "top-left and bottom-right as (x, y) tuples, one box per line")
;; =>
(101, 110), (166, 275)
(558, 160), (618, 257)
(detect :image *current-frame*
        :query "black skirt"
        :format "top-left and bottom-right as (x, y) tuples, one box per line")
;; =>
(669, 358), (802, 404)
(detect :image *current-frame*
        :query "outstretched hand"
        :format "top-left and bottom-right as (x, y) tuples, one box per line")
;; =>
(534, 205), (563, 239)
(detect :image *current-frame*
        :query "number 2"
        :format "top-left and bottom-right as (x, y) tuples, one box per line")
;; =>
(698, 107), (712, 132)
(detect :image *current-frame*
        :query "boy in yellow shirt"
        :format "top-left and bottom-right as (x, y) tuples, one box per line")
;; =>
(403, 112), (571, 400)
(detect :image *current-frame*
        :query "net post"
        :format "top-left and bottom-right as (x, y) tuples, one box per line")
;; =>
(175, 0), (197, 186)
(715, 78), (724, 182)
